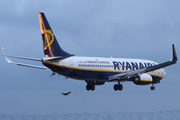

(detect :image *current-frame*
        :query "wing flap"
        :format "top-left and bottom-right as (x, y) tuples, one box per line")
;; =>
(108, 68), (146, 81)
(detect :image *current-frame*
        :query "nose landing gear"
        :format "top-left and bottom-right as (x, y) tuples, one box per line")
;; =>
(151, 85), (155, 90)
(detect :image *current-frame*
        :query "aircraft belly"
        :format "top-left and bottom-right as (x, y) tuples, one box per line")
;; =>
(44, 62), (108, 81)
(69, 69), (108, 81)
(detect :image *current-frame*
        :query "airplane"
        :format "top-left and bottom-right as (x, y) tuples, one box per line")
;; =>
(2, 12), (177, 91)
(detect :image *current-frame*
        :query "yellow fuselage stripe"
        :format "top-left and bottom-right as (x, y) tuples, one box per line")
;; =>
(44, 61), (163, 79)
(140, 80), (152, 82)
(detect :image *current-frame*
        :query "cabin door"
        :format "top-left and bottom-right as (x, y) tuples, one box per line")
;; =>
(69, 60), (74, 71)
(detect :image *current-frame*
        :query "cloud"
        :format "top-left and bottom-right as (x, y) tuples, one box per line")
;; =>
(0, 0), (180, 115)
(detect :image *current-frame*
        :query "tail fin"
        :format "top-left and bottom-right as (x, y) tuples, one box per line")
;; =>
(38, 12), (70, 57)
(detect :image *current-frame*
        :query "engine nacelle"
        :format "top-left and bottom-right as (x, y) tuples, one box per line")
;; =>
(132, 73), (153, 85)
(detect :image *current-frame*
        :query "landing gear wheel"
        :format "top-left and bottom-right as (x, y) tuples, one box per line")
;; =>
(114, 84), (119, 91)
(91, 85), (95, 91)
(151, 86), (155, 90)
(86, 84), (95, 91)
(86, 84), (91, 91)
(118, 84), (123, 91)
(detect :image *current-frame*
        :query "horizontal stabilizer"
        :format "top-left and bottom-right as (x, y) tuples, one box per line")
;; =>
(2, 55), (42, 61)
(16, 63), (47, 69)
(2, 48), (48, 70)
(42, 54), (75, 62)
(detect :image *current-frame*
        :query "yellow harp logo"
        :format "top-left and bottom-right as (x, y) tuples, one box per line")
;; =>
(43, 29), (54, 50)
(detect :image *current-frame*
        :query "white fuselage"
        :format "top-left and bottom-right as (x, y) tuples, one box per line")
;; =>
(47, 56), (166, 81)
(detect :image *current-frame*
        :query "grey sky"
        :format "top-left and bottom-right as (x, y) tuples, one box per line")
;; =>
(0, 0), (180, 115)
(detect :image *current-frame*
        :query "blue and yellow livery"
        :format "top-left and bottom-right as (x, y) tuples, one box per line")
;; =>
(2, 12), (178, 91)
(39, 13), (70, 57)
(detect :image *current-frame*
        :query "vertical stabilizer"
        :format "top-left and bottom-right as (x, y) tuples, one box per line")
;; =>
(38, 12), (70, 57)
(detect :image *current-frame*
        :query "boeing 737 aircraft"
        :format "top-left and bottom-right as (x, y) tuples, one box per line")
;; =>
(2, 12), (177, 91)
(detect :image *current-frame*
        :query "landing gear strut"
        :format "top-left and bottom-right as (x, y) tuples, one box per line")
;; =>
(114, 81), (123, 91)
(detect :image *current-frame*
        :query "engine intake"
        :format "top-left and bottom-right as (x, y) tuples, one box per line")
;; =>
(132, 73), (153, 85)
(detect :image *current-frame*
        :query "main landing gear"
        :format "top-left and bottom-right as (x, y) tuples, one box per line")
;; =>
(114, 81), (123, 91)
(86, 84), (95, 91)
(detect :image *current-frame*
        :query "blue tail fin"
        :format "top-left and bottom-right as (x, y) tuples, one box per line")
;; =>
(38, 12), (70, 57)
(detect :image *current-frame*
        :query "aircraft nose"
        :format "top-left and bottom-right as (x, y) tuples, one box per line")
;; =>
(162, 69), (166, 78)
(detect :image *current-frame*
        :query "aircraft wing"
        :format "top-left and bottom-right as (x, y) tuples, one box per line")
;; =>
(2, 48), (48, 70)
(108, 44), (177, 81)
(108, 68), (146, 81)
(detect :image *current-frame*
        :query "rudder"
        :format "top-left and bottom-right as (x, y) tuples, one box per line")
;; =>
(38, 12), (70, 57)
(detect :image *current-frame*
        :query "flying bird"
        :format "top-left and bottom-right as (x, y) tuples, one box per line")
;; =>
(62, 91), (71, 96)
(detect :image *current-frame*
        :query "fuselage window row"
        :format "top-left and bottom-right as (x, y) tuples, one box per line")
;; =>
(78, 64), (114, 68)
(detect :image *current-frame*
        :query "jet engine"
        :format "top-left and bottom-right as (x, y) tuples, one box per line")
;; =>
(132, 73), (153, 85)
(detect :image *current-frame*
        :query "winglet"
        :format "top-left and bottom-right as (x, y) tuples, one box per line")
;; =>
(2, 48), (12, 63)
(172, 44), (177, 62)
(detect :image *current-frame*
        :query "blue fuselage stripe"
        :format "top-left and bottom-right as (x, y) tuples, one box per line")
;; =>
(43, 62), (162, 83)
